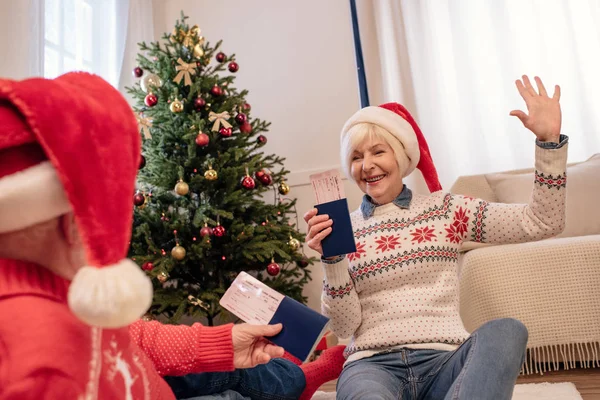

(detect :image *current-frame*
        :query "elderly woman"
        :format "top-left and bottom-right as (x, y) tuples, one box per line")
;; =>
(304, 75), (568, 400)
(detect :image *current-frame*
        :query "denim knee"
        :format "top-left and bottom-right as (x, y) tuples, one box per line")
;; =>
(478, 318), (528, 351)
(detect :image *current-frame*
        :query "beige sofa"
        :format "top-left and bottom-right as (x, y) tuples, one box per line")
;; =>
(451, 153), (600, 375)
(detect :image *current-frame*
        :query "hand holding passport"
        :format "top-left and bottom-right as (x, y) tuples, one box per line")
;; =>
(308, 169), (357, 258)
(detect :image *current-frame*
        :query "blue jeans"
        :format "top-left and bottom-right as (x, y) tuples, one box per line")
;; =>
(337, 318), (528, 400)
(164, 358), (306, 400)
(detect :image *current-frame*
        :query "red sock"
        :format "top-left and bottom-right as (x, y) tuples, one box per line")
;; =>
(299, 345), (346, 400)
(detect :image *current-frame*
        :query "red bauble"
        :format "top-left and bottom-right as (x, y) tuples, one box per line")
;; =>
(194, 97), (206, 111)
(235, 113), (247, 125)
(133, 67), (143, 77)
(213, 225), (226, 237)
(242, 102), (251, 111)
(267, 262), (281, 276)
(240, 122), (252, 134)
(257, 135), (267, 145)
(142, 262), (154, 271)
(195, 132), (210, 147)
(228, 61), (239, 72)
(297, 258), (309, 268)
(241, 175), (256, 190)
(200, 226), (213, 237)
(144, 93), (158, 107)
(211, 85), (223, 97)
(139, 155), (146, 169)
(255, 170), (272, 186)
(133, 192), (146, 206)
(219, 127), (232, 137)
(216, 52), (226, 63)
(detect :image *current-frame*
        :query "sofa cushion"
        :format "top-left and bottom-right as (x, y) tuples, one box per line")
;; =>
(485, 153), (600, 238)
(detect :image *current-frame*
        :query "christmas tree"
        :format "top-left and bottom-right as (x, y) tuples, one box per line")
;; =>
(127, 13), (315, 326)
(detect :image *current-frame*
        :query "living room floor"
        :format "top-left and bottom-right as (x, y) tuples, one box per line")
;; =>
(517, 367), (600, 399)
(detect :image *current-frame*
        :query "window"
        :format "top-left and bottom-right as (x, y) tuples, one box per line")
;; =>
(44, 0), (118, 85)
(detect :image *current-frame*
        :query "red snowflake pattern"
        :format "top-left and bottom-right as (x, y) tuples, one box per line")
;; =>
(347, 242), (366, 262)
(453, 207), (469, 235)
(445, 222), (464, 244)
(374, 235), (401, 252)
(410, 226), (437, 243)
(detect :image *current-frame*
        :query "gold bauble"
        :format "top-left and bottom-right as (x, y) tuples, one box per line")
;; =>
(193, 43), (204, 58)
(157, 271), (169, 283)
(171, 245), (186, 260)
(141, 313), (154, 321)
(278, 181), (290, 195)
(141, 73), (162, 93)
(175, 180), (189, 195)
(204, 169), (218, 181)
(288, 237), (301, 251)
(170, 99), (184, 113)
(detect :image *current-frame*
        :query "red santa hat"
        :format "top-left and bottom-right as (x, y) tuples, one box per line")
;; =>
(0, 72), (152, 328)
(340, 102), (442, 193)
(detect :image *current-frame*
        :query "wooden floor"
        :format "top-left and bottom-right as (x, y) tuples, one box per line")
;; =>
(320, 367), (600, 399)
(517, 366), (600, 400)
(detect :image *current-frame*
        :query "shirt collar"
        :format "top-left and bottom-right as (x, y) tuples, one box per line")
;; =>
(360, 185), (412, 219)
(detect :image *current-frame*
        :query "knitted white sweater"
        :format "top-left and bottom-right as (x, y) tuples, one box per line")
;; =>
(322, 143), (568, 363)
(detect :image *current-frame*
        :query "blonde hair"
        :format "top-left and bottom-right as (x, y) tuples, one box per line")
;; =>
(340, 123), (411, 183)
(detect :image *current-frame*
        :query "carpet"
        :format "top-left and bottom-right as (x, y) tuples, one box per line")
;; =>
(311, 382), (582, 399)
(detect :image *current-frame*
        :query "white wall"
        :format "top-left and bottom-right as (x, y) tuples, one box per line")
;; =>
(151, 0), (364, 311)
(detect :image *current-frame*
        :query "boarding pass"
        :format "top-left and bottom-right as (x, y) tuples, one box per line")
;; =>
(309, 169), (345, 204)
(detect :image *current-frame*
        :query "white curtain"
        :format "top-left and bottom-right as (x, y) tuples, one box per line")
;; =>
(116, 0), (155, 101)
(0, 0), (44, 79)
(359, 0), (600, 192)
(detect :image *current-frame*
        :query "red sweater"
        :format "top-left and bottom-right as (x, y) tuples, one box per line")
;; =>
(0, 259), (235, 399)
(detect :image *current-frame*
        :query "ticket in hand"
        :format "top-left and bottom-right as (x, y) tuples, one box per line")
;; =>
(308, 169), (357, 258)
(220, 272), (330, 362)
(309, 169), (345, 204)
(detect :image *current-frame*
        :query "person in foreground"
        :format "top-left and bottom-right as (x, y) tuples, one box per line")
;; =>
(304, 75), (568, 400)
(0, 72), (303, 399)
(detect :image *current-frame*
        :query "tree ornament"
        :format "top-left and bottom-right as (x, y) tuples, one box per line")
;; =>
(141, 73), (162, 93)
(133, 67), (143, 78)
(171, 245), (186, 261)
(175, 180), (189, 196)
(195, 132), (210, 147)
(267, 260), (281, 276)
(169, 98), (184, 113)
(200, 223), (213, 237)
(242, 102), (251, 111)
(278, 181), (290, 195)
(194, 97), (206, 111)
(257, 135), (267, 145)
(139, 155), (146, 169)
(210, 85), (223, 97)
(297, 257), (310, 268)
(241, 174), (255, 190)
(142, 261), (154, 271)
(288, 237), (301, 251)
(141, 314), (154, 321)
(144, 93), (158, 107)
(219, 127), (232, 137)
(213, 224), (226, 237)
(255, 170), (272, 186)
(216, 52), (226, 63)
(240, 122), (252, 134)
(204, 166), (218, 181)
(228, 61), (239, 72)
(193, 43), (204, 58)
(157, 271), (169, 283)
(235, 113), (247, 125)
(133, 192), (146, 207)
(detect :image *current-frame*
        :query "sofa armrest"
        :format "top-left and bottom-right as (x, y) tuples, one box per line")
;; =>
(459, 234), (600, 344)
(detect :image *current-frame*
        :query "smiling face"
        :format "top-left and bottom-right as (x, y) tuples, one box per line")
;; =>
(347, 125), (407, 205)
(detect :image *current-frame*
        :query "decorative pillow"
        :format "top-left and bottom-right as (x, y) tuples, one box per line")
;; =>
(485, 153), (600, 238)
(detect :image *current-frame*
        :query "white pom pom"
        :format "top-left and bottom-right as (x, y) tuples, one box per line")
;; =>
(68, 258), (153, 328)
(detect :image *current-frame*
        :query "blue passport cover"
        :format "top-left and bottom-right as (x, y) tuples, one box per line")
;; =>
(315, 198), (357, 258)
(267, 297), (330, 362)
